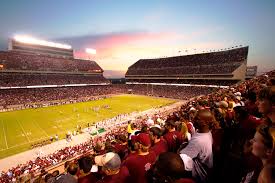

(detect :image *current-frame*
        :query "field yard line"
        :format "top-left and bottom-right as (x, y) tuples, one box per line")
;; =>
(17, 120), (31, 142)
(33, 120), (50, 137)
(2, 120), (8, 149)
(0, 137), (49, 151)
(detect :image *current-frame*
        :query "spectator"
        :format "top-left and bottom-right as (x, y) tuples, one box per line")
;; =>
(78, 156), (98, 183)
(164, 119), (184, 152)
(257, 86), (275, 126)
(149, 127), (168, 157)
(95, 152), (130, 183)
(149, 152), (195, 183)
(55, 162), (78, 183)
(179, 110), (218, 183)
(123, 133), (157, 183)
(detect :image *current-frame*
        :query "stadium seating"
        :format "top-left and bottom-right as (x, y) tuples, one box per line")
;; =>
(0, 51), (102, 73)
(0, 70), (274, 183)
(126, 47), (248, 85)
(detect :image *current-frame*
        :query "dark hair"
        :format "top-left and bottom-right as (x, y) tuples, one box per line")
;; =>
(165, 119), (176, 127)
(234, 106), (249, 120)
(154, 152), (186, 181)
(131, 123), (137, 129)
(150, 127), (162, 138)
(247, 91), (257, 103)
(52, 170), (59, 177)
(44, 173), (53, 182)
(67, 162), (78, 176)
(78, 156), (93, 174)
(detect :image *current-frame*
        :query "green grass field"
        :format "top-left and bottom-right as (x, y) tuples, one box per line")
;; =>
(0, 94), (175, 159)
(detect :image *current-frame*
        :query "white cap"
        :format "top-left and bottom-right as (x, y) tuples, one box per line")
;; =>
(95, 152), (121, 170)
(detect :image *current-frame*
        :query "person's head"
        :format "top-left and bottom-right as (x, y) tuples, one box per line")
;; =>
(250, 125), (274, 164)
(141, 125), (148, 133)
(128, 138), (138, 152)
(149, 127), (162, 143)
(78, 156), (93, 174)
(131, 123), (137, 130)
(165, 119), (177, 131)
(247, 91), (257, 103)
(95, 152), (121, 175)
(150, 152), (186, 183)
(66, 162), (78, 176)
(117, 134), (127, 144)
(233, 106), (249, 122)
(44, 173), (54, 183)
(258, 164), (275, 183)
(257, 87), (275, 116)
(52, 170), (59, 177)
(193, 109), (219, 133)
(132, 133), (151, 153)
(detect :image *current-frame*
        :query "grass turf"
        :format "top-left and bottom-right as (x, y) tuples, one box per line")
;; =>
(0, 94), (176, 159)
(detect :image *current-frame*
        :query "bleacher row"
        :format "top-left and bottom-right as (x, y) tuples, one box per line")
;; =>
(126, 47), (248, 76)
(0, 73), (108, 87)
(0, 51), (102, 73)
(126, 64), (241, 75)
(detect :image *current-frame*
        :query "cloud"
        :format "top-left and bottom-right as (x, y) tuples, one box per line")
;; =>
(56, 29), (227, 75)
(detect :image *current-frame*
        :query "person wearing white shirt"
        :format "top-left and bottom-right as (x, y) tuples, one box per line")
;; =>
(179, 110), (219, 183)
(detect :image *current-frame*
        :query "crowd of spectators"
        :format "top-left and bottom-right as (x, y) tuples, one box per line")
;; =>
(126, 47), (248, 76)
(0, 73), (109, 87)
(0, 69), (274, 183)
(0, 85), (214, 110)
(127, 79), (238, 86)
(0, 51), (102, 73)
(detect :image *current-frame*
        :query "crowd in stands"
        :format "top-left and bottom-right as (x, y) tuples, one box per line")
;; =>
(127, 64), (241, 75)
(0, 73), (108, 87)
(0, 69), (274, 183)
(0, 51), (102, 73)
(0, 85), (214, 110)
(126, 47), (248, 76)
(127, 79), (238, 86)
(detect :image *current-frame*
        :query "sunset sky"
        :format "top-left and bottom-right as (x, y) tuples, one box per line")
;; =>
(0, 0), (274, 77)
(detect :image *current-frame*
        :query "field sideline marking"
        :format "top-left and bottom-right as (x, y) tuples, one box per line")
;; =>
(33, 120), (50, 138)
(17, 120), (31, 142)
(2, 120), (8, 149)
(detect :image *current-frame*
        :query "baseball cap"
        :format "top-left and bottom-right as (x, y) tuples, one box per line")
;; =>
(131, 133), (151, 146)
(95, 152), (121, 170)
(137, 133), (151, 146)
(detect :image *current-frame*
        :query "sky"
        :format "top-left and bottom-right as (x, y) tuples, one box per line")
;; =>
(0, 0), (274, 77)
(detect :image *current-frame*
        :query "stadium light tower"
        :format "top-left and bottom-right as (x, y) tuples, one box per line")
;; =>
(85, 48), (96, 60)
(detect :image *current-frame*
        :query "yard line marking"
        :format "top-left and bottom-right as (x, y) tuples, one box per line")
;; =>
(17, 120), (31, 142)
(2, 120), (8, 149)
(0, 137), (50, 151)
(33, 120), (50, 138)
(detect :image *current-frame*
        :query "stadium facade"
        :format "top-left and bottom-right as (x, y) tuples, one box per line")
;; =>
(245, 65), (258, 79)
(0, 38), (109, 88)
(126, 47), (249, 86)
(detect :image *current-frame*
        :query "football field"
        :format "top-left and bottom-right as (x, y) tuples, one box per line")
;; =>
(0, 94), (175, 159)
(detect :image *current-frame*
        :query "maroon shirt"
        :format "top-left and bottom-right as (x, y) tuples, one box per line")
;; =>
(123, 151), (157, 183)
(96, 166), (130, 183)
(78, 173), (98, 183)
(175, 178), (196, 183)
(150, 138), (168, 157)
(164, 131), (184, 152)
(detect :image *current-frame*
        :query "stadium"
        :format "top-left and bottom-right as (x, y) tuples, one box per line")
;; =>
(0, 2), (274, 183)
